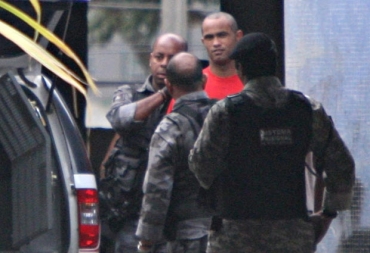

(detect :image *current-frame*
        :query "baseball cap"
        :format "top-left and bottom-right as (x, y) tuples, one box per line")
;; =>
(229, 32), (277, 60)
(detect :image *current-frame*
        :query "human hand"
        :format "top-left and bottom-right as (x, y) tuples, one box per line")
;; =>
(310, 211), (334, 244)
(99, 164), (105, 180)
(137, 240), (154, 253)
(158, 87), (171, 101)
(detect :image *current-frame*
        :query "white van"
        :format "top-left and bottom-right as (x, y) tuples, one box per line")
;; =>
(0, 1), (100, 253)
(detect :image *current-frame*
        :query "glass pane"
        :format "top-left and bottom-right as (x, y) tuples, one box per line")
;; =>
(86, 0), (219, 128)
(285, 1), (370, 252)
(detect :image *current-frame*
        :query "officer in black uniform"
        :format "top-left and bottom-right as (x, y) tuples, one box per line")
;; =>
(189, 32), (355, 253)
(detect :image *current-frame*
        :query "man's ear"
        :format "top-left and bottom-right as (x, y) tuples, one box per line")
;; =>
(149, 52), (154, 66)
(201, 74), (207, 90)
(236, 29), (244, 41)
(235, 62), (246, 84)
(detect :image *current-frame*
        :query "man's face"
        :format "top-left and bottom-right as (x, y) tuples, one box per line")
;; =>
(201, 17), (241, 66)
(149, 39), (184, 89)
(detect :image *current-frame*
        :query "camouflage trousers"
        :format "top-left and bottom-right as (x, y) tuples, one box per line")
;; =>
(167, 235), (208, 253)
(115, 218), (167, 253)
(206, 218), (315, 253)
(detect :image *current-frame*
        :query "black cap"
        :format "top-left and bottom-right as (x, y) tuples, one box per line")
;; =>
(229, 32), (277, 60)
(229, 33), (278, 79)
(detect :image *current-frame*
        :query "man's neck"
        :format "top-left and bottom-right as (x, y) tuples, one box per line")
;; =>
(172, 88), (202, 100)
(152, 81), (164, 92)
(209, 61), (238, 78)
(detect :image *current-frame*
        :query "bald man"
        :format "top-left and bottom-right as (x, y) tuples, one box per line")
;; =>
(166, 12), (244, 113)
(136, 52), (214, 253)
(104, 33), (188, 253)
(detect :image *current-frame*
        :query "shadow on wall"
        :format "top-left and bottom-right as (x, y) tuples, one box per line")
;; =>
(337, 178), (368, 253)
(337, 228), (370, 252)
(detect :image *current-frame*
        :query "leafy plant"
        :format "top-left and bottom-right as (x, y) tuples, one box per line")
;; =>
(0, 0), (99, 96)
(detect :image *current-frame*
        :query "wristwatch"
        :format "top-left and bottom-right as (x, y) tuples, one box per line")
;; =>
(322, 209), (338, 219)
(158, 87), (170, 101)
(137, 241), (153, 253)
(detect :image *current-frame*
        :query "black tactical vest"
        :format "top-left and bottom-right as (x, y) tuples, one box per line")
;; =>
(219, 90), (312, 220)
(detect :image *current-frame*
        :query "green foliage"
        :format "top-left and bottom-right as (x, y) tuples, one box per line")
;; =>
(88, 8), (159, 46)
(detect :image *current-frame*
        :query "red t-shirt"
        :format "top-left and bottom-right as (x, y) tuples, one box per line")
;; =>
(166, 66), (243, 113)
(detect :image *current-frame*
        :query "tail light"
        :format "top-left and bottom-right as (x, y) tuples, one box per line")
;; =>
(77, 189), (100, 248)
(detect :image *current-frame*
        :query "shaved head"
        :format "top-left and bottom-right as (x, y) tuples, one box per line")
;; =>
(166, 52), (204, 91)
(152, 33), (188, 52)
(149, 33), (188, 90)
(202, 12), (239, 34)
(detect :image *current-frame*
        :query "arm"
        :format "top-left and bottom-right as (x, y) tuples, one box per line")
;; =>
(311, 104), (355, 211)
(310, 168), (331, 245)
(309, 99), (355, 243)
(189, 101), (229, 189)
(135, 88), (169, 120)
(106, 84), (169, 134)
(99, 133), (120, 179)
(136, 119), (176, 244)
(314, 173), (325, 212)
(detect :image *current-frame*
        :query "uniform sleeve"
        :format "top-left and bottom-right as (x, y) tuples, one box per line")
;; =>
(106, 85), (143, 135)
(310, 99), (355, 211)
(188, 101), (229, 189)
(136, 119), (176, 242)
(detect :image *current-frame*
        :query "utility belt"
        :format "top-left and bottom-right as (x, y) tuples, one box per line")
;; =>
(164, 198), (212, 240)
(211, 213), (311, 232)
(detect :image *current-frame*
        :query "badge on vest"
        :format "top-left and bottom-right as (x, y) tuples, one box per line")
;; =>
(259, 128), (293, 146)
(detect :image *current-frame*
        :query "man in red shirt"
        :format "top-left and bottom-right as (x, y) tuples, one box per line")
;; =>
(167, 12), (244, 112)
(201, 12), (244, 99)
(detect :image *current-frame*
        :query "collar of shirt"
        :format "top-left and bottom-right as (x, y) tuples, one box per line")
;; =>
(173, 91), (209, 109)
(136, 75), (156, 93)
(244, 76), (283, 92)
(243, 76), (288, 108)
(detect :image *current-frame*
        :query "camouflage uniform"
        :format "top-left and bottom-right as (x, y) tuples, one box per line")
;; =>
(189, 76), (355, 253)
(106, 75), (169, 253)
(136, 91), (213, 253)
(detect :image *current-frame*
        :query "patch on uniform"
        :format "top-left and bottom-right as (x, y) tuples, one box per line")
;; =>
(259, 128), (293, 146)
